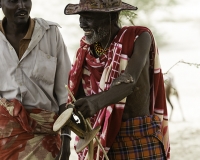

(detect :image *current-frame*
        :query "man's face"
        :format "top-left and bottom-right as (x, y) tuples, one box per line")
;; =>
(0, 0), (32, 25)
(79, 12), (110, 45)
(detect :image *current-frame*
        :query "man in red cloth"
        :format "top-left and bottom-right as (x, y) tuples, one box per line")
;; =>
(65, 0), (170, 159)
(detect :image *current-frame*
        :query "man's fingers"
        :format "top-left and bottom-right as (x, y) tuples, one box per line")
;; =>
(80, 109), (88, 118)
(74, 98), (83, 105)
(66, 103), (75, 109)
(74, 98), (84, 109)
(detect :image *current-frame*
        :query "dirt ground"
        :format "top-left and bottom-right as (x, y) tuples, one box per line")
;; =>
(169, 121), (200, 160)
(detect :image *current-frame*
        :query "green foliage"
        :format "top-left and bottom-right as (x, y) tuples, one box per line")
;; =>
(119, 0), (178, 46)
(119, 11), (137, 26)
(120, 0), (177, 25)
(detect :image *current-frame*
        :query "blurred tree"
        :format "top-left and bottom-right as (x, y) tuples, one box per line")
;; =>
(120, 0), (177, 46)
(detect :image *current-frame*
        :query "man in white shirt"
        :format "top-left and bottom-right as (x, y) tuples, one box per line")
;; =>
(0, 0), (71, 159)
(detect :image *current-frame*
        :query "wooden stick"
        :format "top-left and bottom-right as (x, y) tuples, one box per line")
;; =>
(65, 85), (109, 160)
(65, 85), (76, 102)
(86, 119), (109, 160)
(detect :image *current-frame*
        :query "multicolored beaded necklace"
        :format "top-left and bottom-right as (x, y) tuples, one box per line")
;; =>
(94, 42), (108, 57)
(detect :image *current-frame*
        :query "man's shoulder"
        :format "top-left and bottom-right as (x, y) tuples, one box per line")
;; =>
(45, 20), (61, 27)
(121, 26), (153, 38)
(34, 18), (61, 29)
(122, 26), (151, 32)
(119, 26), (153, 57)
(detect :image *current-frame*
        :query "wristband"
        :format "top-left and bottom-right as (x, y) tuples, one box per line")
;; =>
(61, 133), (72, 140)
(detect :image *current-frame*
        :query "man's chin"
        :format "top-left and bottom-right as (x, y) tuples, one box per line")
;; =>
(15, 18), (29, 25)
(85, 37), (94, 45)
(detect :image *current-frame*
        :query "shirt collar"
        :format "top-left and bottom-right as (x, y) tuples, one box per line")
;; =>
(24, 18), (35, 40)
(0, 18), (6, 35)
(0, 17), (35, 39)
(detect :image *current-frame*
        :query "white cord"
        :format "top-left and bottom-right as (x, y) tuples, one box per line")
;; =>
(61, 133), (72, 140)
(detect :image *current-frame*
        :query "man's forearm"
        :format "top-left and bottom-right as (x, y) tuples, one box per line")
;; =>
(87, 83), (134, 111)
(59, 103), (71, 134)
(58, 103), (71, 160)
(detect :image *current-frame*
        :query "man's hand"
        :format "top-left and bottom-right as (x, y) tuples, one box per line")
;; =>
(74, 98), (99, 118)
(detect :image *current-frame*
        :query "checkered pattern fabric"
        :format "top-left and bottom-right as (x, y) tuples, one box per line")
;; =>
(107, 115), (166, 160)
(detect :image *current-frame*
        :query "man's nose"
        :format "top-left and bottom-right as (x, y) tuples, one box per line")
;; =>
(18, 0), (25, 8)
(79, 16), (87, 28)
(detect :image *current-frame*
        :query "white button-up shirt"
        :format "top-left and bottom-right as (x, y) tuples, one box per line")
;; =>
(0, 18), (71, 113)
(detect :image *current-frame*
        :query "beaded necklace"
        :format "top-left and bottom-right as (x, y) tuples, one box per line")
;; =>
(94, 42), (108, 57)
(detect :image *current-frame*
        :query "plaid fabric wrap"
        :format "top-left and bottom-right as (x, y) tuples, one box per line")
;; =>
(107, 115), (166, 160)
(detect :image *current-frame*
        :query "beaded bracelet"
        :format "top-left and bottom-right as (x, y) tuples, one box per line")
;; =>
(61, 133), (72, 140)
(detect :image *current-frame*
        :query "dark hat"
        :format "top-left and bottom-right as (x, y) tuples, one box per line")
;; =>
(64, 0), (138, 15)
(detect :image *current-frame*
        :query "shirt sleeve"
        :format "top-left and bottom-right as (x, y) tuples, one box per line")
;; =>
(54, 27), (71, 106)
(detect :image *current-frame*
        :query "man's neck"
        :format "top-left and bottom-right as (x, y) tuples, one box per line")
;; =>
(100, 26), (120, 49)
(4, 18), (29, 36)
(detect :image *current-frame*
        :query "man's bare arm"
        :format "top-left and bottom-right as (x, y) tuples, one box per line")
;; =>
(74, 32), (151, 118)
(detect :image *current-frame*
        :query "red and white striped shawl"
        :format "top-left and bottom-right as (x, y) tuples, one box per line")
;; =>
(68, 26), (170, 159)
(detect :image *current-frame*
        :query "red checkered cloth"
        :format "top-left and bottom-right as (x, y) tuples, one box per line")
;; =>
(67, 26), (170, 159)
(107, 115), (166, 160)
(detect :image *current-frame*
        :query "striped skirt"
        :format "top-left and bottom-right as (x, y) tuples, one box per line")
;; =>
(107, 115), (166, 160)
